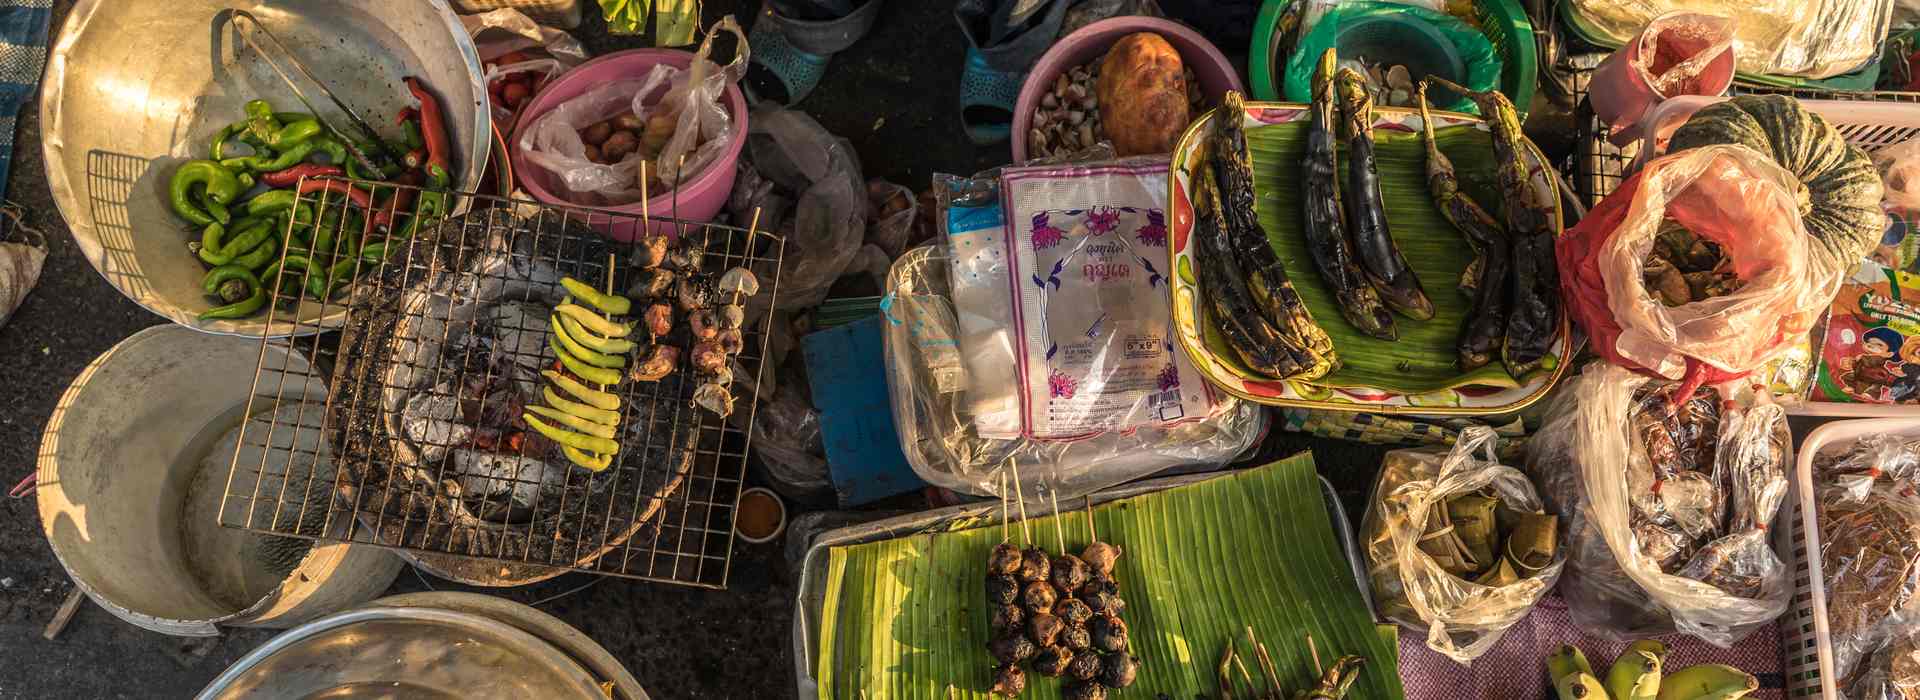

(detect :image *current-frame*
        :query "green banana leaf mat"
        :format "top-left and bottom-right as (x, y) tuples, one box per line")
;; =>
(1187, 122), (1562, 393)
(814, 453), (1403, 698)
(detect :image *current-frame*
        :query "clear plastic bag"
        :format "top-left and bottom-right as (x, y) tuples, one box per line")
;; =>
(0, 209), (45, 330)
(883, 243), (1264, 499)
(735, 107), (866, 311)
(1818, 480), (1920, 685)
(1526, 362), (1790, 646)
(1564, 0), (1891, 79)
(1850, 623), (1920, 700)
(1877, 136), (1920, 211)
(865, 178), (918, 259)
(1559, 144), (1848, 392)
(1629, 12), (1736, 96)
(460, 7), (590, 64)
(1363, 427), (1564, 663)
(517, 17), (745, 204)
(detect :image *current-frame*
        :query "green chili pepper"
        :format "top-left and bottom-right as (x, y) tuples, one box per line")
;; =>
(403, 120), (425, 151)
(222, 140), (316, 173)
(555, 313), (637, 354)
(232, 237), (278, 270)
(265, 119), (321, 151)
(198, 217), (274, 265)
(541, 386), (622, 426)
(543, 370), (620, 410)
(525, 404), (618, 439)
(551, 317), (627, 369)
(522, 414), (622, 455)
(210, 121), (246, 160)
(554, 303), (633, 337)
(272, 111), (313, 124)
(244, 190), (299, 218)
(560, 445), (613, 472)
(559, 277), (632, 315)
(270, 254), (330, 299)
(169, 160), (242, 227)
(243, 99), (278, 141)
(309, 136), (348, 166)
(198, 265), (265, 320)
(551, 337), (623, 384)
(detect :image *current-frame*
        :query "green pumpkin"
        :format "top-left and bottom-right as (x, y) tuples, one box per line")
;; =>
(1667, 95), (1885, 265)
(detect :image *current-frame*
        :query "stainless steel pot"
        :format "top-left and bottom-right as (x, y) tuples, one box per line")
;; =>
(42, 0), (491, 337)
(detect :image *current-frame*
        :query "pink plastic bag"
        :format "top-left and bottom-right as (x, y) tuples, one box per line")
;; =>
(1559, 144), (1848, 397)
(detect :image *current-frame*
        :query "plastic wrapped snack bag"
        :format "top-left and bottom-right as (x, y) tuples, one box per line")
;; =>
(1527, 362), (1790, 646)
(1365, 426), (1563, 663)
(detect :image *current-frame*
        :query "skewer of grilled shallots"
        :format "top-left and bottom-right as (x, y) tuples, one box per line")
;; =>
(1302, 49), (1395, 340)
(1427, 76), (1559, 378)
(1210, 90), (1338, 373)
(1334, 67), (1432, 320)
(1416, 81), (1510, 372)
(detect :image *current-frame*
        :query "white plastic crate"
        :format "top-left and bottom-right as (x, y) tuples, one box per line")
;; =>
(1783, 418), (1920, 698)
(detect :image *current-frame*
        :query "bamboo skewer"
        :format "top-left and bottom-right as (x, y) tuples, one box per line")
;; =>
(1009, 458), (1032, 545)
(1248, 626), (1281, 693)
(1049, 490), (1066, 553)
(999, 471), (1010, 544)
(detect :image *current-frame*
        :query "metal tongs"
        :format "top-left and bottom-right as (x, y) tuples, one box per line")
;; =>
(226, 9), (401, 176)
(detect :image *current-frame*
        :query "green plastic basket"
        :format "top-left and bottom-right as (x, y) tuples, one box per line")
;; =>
(1555, 0), (1883, 93)
(1249, 0), (1536, 117)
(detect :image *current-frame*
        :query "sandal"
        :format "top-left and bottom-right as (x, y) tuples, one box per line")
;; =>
(745, 0), (882, 105)
(959, 48), (1025, 145)
(953, 0), (1072, 145)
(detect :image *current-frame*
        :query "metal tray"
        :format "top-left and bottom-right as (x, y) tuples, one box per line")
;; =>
(787, 471), (1368, 697)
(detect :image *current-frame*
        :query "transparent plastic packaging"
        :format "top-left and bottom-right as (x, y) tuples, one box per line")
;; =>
(1564, 0), (1891, 79)
(518, 18), (745, 203)
(1527, 362), (1791, 646)
(1876, 136), (1920, 211)
(1560, 145), (1848, 391)
(736, 107), (866, 311)
(883, 241), (1263, 499)
(1363, 427), (1564, 663)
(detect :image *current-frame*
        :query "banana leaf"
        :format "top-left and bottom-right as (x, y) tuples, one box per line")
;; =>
(1189, 122), (1560, 393)
(814, 453), (1404, 699)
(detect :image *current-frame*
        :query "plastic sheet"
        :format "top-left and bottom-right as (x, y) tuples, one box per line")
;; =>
(732, 107), (866, 311)
(1878, 136), (1920, 211)
(0, 209), (44, 330)
(883, 241), (1263, 499)
(1559, 145), (1848, 395)
(517, 18), (745, 203)
(1363, 427), (1563, 662)
(1564, 0), (1891, 79)
(1527, 362), (1790, 646)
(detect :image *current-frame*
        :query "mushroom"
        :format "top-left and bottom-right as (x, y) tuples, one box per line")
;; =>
(715, 328), (744, 356)
(717, 267), (759, 298)
(628, 345), (678, 383)
(692, 382), (733, 417)
(718, 304), (745, 330)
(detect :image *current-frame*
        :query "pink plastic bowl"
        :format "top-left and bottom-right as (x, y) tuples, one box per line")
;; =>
(1011, 16), (1244, 163)
(511, 48), (749, 241)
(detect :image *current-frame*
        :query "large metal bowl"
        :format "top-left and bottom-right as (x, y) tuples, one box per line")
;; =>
(42, 0), (490, 337)
(196, 607), (607, 700)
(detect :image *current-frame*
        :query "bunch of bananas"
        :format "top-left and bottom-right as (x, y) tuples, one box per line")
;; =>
(1547, 641), (1758, 700)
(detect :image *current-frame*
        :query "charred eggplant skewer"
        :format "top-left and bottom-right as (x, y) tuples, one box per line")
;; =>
(1303, 50), (1396, 340)
(1335, 68), (1433, 321)
(1193, 162), (1318, 379)
(1429, 77), (1559, 377)
(1417, 82), (1510, 371)
(1212, 91), (1339, 368)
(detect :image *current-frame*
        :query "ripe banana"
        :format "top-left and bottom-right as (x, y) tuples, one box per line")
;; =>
(1548, 644), (1596, 682)
(1556, 672), (1613, 700)
(1655, 664), (1758, 700)
(1605, 640), (1669, 700)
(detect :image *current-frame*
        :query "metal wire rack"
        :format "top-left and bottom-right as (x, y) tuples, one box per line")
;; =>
(218, 178), (784, 588)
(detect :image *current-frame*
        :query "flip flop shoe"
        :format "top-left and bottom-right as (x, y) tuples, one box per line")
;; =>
(746, 0), (881, 105)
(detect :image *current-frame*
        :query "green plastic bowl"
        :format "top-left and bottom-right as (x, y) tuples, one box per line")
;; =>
(1250, 0), (1535, 117)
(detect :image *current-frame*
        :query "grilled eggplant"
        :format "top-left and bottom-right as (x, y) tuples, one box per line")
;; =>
(1302, 50), (1396, 340)
(1417, 82), (1509, 371)
(1430, 77), (1559, 377)
(1193, 159), (1322, 379)
(1212, 90), (1338, 368)
(1335, 68), (1433, 320)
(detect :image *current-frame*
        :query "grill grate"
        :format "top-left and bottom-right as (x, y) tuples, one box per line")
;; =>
(219, 178), (784, 589)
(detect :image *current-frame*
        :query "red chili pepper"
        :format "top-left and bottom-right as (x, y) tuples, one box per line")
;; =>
(260, 163), (344, 188)
(370, 171), (421, 230)
(403, 76), (452, 187)
(297, 178), (372, 210)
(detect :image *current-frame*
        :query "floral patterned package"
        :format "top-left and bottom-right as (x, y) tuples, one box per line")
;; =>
(1001, 159), (1217, 439)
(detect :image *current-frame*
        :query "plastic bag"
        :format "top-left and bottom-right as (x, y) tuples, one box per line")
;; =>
(1564, 0), (1891, 80)
(517, 18), (745, 203)
(0, 209), (45, 330)
(884, 240), (1263, 499)
(733, 106), (866, 310)
(1818, 480), (1920, 685)
(1559, 144), (1848, 400)
(1629, 12), (1736, 96)
(1526, 362), (1790, 646)
(1878, 136), (1920, 210)
(1363, 427), (1564, 662)
(1282, 1), (1499, 115)
(1851, 623), (1920, 700)
(866, 178), (919, 259)
(460, 8), (590, 64)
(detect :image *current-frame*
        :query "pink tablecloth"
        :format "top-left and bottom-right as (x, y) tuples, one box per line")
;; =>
(1396, 593), (1784, 700)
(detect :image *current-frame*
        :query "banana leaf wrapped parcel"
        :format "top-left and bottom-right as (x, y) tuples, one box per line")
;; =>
(1526, 362), (1790, 647)
(1363, 426), (1562, 663)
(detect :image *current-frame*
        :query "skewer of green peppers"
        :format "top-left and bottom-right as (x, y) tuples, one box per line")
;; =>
(543, 370), (620, 411)
(550, 315), (627, 368)
(561, 445), (612, 472)
(555, 313), (636, 354)
(541, 387), (621, 426)
(551, 337), (623, 384)
(524, 405), (617, 439)
(554, 302), (633, 337)
(522, 414), (621, 455)
(560, 277), (632, 315)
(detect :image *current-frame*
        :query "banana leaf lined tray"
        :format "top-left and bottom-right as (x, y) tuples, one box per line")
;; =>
(795, 453), (1403, 699)
(1167, 102), (1573, 415)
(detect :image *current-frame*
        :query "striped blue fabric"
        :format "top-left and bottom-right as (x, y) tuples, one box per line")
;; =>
(0, 0), (52, 201)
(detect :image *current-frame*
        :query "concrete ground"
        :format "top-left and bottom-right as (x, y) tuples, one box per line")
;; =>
(0, 1), (1466, 698)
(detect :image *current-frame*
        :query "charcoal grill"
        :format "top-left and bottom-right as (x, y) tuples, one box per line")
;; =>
(219, 178), (784, 588)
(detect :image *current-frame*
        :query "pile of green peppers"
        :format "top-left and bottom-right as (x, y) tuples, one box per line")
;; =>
(171, 93), (453, 321)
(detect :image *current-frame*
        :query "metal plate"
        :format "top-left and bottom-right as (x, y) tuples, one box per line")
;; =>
(42, 0), (490, 337)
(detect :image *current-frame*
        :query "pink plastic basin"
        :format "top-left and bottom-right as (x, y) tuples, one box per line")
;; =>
(1011, 16), (1244, 163)
(511, 48), (748, 241)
